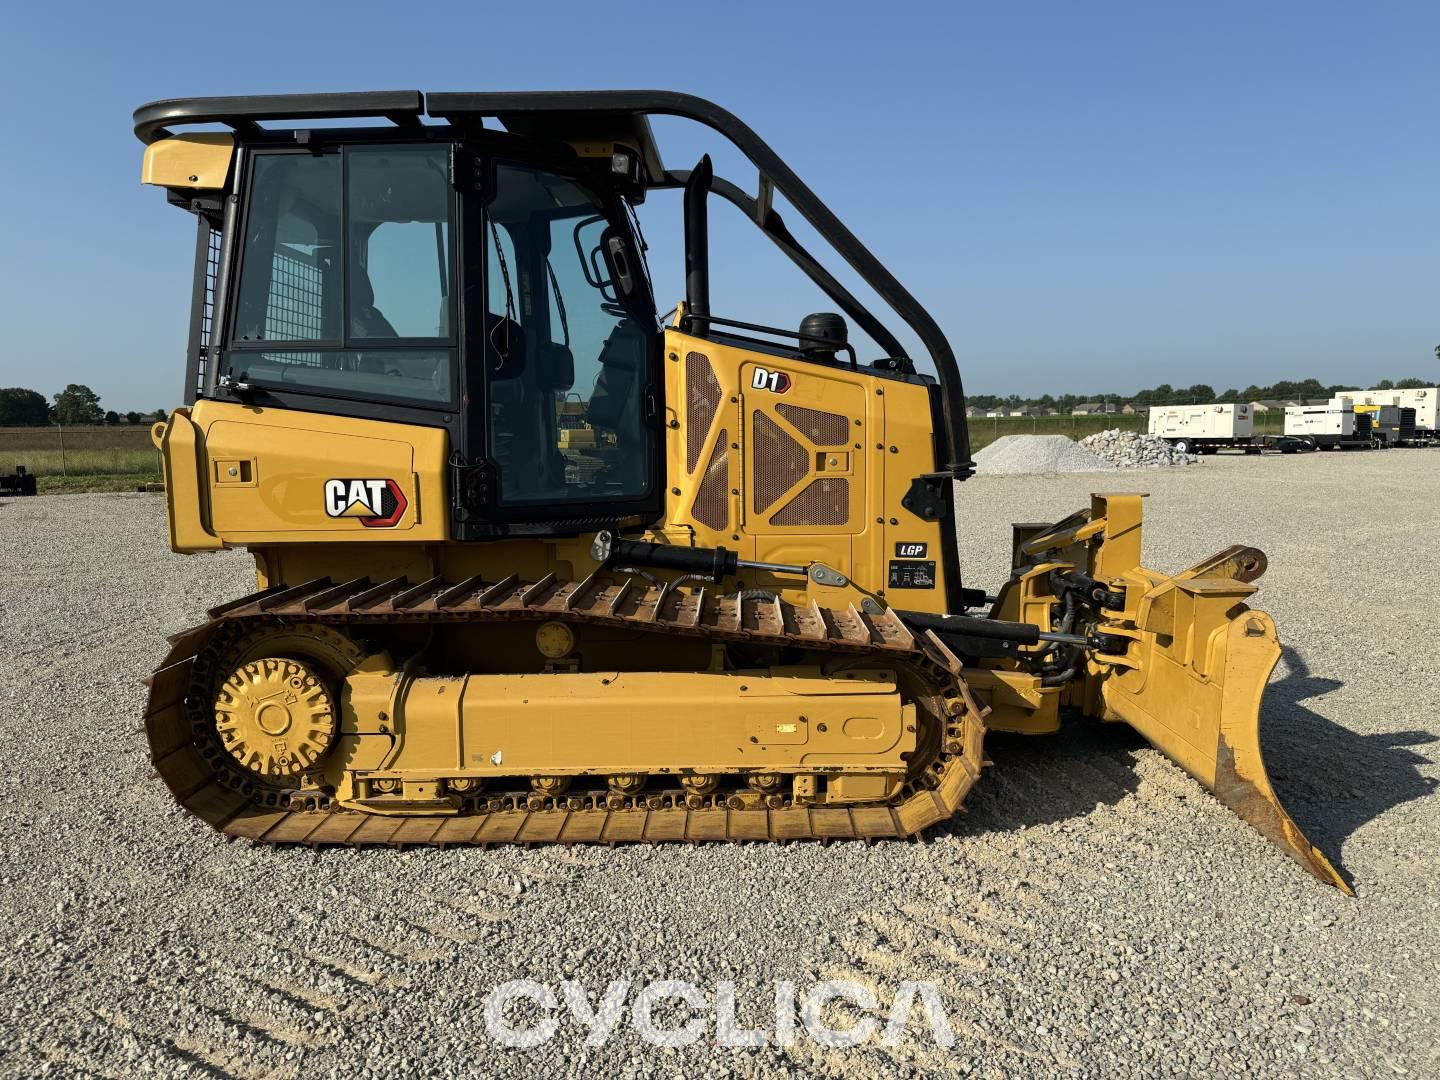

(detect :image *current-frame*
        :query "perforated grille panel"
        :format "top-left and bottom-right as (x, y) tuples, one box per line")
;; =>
(193, 224), (221, 398)
(264, 249), (326, 341)
(685, 352), (722, 473)
(692, 428), (729, 530)
(775, 403), (850, 446)
(753, 412), (810, 514)
(771, 478), (850, 526)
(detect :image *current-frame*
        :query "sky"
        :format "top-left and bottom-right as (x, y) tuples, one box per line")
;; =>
(0, 1), (1435, 412)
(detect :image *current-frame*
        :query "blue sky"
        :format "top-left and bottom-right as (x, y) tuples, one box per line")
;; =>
(0, 1), (1435, 411)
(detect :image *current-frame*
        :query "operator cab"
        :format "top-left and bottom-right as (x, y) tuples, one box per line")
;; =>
(176, 116), (661, 537)
(137, 91), (976, 540)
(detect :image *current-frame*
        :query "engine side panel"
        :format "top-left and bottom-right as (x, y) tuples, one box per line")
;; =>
(659, 329), (951, 614)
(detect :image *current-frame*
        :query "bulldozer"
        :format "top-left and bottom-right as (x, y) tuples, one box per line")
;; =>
(133, 90), (1346, 891)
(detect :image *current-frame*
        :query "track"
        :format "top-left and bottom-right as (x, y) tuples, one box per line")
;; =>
(144, 572), (988, 846)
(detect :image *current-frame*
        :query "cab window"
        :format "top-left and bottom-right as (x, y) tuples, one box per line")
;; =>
(226, 146), (456, 407)
(485, 162), (653, 504)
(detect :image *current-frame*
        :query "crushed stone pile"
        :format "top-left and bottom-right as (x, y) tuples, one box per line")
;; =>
(1080, 429), (1200, 468)
(972, 434), (1115, 475)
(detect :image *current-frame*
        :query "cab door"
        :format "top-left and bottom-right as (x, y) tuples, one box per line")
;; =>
(457, 152), (662, 536)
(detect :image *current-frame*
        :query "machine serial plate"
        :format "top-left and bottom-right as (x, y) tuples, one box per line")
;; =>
(888, 560), (936, 589)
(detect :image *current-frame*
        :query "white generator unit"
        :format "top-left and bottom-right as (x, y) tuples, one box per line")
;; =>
(1147, 403), (1254, 453)
(1285, 405), (1353, 440)
(1285, 400), (1375, 448)
(1347, 389), (1401, 407)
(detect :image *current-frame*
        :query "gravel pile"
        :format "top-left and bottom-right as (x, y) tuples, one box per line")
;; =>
(1080, 428), (1199, 468)
(2, 458), (1438, 1077)
(972, 434), (1114, 475)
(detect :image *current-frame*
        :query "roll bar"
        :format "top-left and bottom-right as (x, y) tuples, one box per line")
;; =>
(133, 91), (426, 144)
(660, 169), (909, 363)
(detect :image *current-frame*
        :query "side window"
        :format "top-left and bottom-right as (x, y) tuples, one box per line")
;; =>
(487, 162), (653, 505)
(226, 146), (456, 408)
(233, 154), (340, 343)
(347, 148), (452, 339)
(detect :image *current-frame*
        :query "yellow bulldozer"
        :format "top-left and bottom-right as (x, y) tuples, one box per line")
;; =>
(134, 90), (1345, 891)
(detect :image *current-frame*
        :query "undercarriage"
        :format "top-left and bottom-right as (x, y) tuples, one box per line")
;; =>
(147, 573), (986, 845)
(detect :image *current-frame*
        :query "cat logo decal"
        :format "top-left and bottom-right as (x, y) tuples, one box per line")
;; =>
(323, 478), (408, 528)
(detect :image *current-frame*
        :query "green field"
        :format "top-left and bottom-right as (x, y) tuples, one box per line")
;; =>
(0, 429), (163, 493)
(9, 449), (163, 493)
(35, 472), (164, 494)
(15, 448), (161, 477)
(0, 425), (155, 452)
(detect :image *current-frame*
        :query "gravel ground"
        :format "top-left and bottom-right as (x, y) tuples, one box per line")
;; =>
(1, 450), (1437, 1078)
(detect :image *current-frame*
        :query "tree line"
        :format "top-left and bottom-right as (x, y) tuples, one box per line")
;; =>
(964, 376), (1432, 412)
(0, 385), (168, 427)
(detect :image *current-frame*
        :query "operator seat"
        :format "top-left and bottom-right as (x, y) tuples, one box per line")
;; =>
(350, 267), (398, 339)
(348, 265), (399, 376)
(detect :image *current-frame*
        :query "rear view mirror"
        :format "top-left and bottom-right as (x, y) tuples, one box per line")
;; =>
(605, 235), (636, 296)
(537, 341), (574, 391)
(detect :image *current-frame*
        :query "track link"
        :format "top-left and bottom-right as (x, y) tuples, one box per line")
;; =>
(144, 572), (988, 846)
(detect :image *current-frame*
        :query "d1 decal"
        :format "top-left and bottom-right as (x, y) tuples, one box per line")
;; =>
(750, 366), (792, 394)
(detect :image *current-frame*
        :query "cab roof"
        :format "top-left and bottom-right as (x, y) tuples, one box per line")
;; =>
(133, 90), (667, 184)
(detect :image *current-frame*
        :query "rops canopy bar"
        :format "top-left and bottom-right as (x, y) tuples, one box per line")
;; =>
(133, 91), (426, 144)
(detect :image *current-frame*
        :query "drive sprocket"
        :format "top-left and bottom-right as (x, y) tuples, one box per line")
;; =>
(214, 657), (336, 777)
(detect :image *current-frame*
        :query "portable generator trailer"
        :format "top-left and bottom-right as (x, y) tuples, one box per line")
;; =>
(1148, 404), (1308, 454)
(1148, 403), (1255, 454)
(132, 89), (1349, 893)
(1347, 388), (1436, 445)
(1353, 404), (1417, 447)
(1284, 401), (1379, 449)
(1391, 387), (1438, 442)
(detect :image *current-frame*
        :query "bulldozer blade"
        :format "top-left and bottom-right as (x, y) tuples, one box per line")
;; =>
(1097, 573), (1351, 894)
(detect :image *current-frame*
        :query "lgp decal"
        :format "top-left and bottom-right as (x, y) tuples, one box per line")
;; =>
(751, 366), (792, 394)
(324, 478), (408, 528)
